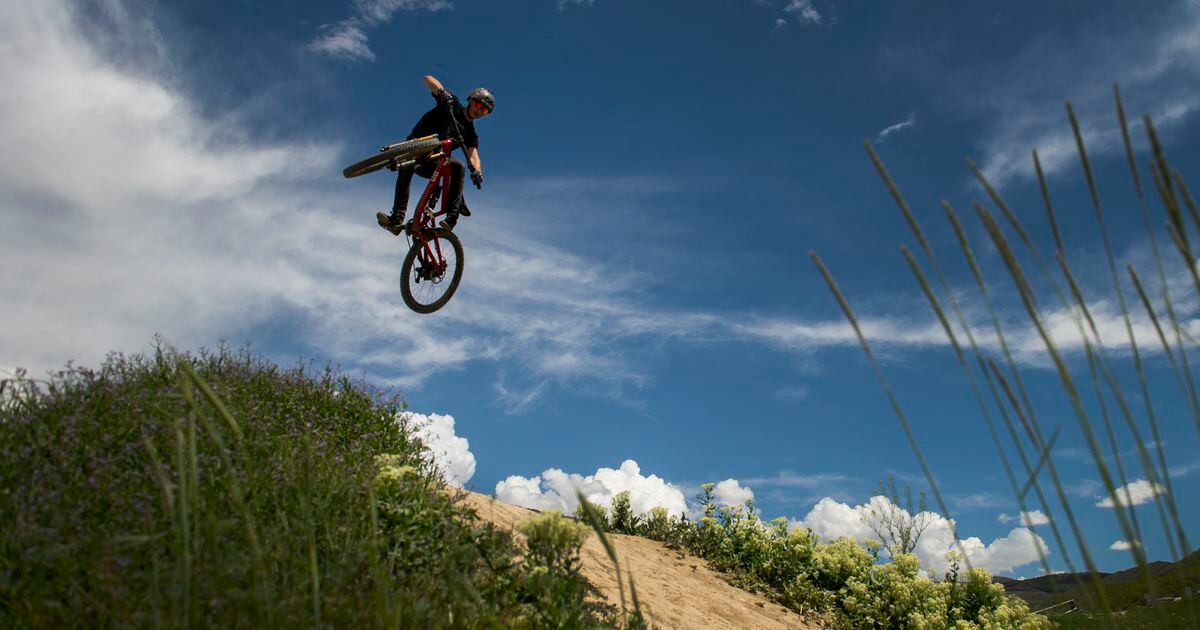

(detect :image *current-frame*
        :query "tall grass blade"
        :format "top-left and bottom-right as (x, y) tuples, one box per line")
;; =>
(864, 142), (1066, 576)
(177, 360), (244, 443)
(141, 426), (175, 515)
(173, 421), (192, 628)
(809, 251), (971, 566)
(177, 359), (272, 624)
(943, 201), (1084, 580)
(900, 245), (1050, 576)
(975, 202), (1124, 614)
(1067, 103), (1186, 564)
(1127, 265), (1195, 558)
(575, 489), (629, 624)
(1018, 427), (1061, 501)
(1033, 150), (1066, 254)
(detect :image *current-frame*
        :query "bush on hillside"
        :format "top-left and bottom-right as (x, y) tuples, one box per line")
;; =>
(601, 483), (1049, 629)
(0, 345), (612, 628)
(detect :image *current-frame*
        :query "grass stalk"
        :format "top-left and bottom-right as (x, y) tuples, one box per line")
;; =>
(575, 489), (632, 625)
(177, 360), (244, 443)
(974, 202), (1124, 614)
(173, 420), (192, 628)
(141, 426), (175, 516)
(900, 245), (1053, 578)
(1127, 265), (1194, 556)
(942, 202), (1086, 581)
(1017, 426), (1061, 501)
(1067, 102), (1185, 563)
(809, 251), (972, 568)
(303, 434), (322, 627)
(177, 360), (272, 625)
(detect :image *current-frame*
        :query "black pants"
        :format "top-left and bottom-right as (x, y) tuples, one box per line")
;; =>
(393, 158), (465, 217)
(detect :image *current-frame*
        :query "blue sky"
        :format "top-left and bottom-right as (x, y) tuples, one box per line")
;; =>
(4, 0), (1200, 577)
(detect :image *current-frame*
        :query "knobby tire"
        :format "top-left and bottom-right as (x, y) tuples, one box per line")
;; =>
(400, 228), (464, 314)
(342, 136), (442, 179)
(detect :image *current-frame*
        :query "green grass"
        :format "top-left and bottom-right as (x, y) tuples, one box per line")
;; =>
(0, 344), (616, 627)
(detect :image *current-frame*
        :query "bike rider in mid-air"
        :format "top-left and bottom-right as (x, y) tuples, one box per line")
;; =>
(377, 75), (494, 235)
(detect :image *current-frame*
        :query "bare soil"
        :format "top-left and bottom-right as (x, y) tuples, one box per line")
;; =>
(459, 491), (823, 630)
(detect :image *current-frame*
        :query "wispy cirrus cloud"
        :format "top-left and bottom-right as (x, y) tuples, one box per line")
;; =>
(874, 114), (917, 144)
(968, 1), (1200, 186)
(783, 0), (822, 26)
(310, 0), (452, 62)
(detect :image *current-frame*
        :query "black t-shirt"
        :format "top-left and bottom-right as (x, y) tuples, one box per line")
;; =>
(407, 91), (479, 149)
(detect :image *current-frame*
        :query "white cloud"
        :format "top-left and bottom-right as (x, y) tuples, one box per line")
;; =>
(773, 18), (789, 32)
(998, 510), (1049, 526)
(1110, 539), (1141, 551)
(874, 114), (917, 144)
(784, 0), (822, 25)
(1096, 479), (1167, 508)
(495, 459), (690, 517)
(309, 0), (452, 62)
(556, 0), (594, 9)
(713, 478), (755, 507)
(971, 2), (1200, 186)
(310, 22), (374, 62)
(0, 0), (708, 405)
(796, 496), (1049, 576)
(400, 411), (476, 487)
(12, 0), (1199, 418)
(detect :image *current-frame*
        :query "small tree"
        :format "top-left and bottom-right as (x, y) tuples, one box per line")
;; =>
(861, 476), (932, 555)
(607, 490), (642, 534)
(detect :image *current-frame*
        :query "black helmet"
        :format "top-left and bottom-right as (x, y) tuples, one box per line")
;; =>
(467, 87), (494, 112)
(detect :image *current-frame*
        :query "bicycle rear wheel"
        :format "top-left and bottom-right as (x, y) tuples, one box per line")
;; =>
(400, 228), (464, 314)
(342, 136), (442, 179)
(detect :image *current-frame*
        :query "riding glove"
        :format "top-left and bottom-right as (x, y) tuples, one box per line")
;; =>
(435, 89), (455, 107)
(471, 169), (483, 189)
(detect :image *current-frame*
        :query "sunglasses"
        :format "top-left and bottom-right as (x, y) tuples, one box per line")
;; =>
(469, 100), (492, 115)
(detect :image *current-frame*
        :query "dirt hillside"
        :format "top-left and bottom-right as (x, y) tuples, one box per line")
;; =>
(459, 491), (822, 630)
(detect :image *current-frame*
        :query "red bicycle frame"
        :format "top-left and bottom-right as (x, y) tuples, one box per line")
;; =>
(407, 138), (459, 273)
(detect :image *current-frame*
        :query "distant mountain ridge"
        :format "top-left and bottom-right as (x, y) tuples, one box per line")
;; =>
(995, 550), (1200, 611)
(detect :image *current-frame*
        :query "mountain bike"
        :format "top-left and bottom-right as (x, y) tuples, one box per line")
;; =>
(343, 134), (466, 314)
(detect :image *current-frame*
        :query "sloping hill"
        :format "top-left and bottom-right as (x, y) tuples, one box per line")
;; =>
(460, 492), (822, 630)
(996, 550), (1200, 611)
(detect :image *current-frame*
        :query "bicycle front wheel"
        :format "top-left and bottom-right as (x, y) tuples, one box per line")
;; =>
(342, 136), (442, 179)
(400, 228), (464, 314)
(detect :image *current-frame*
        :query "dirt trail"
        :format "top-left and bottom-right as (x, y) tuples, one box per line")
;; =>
(460, 491), (821, 630)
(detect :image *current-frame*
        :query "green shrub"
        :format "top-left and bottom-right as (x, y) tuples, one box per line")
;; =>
(0, 346), (613, 628)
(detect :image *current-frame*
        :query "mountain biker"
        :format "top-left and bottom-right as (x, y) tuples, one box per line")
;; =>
(377, 75), (493, 235)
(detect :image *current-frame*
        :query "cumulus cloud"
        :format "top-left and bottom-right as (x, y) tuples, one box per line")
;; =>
(784, 0), (822, 25)
(998, 510), (1050, 526)
(496, 459), (689, 517)
(713, 478), (755, 507)
(796, 496), (1049, 575)
(310, 0), (452, 62)
(1110, 539), (1141, 551)
(400, 411), (476, 487)
(1096, 479), (1167, 508)
(874, 114), (917, 144)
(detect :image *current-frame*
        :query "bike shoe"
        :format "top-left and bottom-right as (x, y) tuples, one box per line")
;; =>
(438, 212), (458, 231)
(376, 211), (407, 236)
